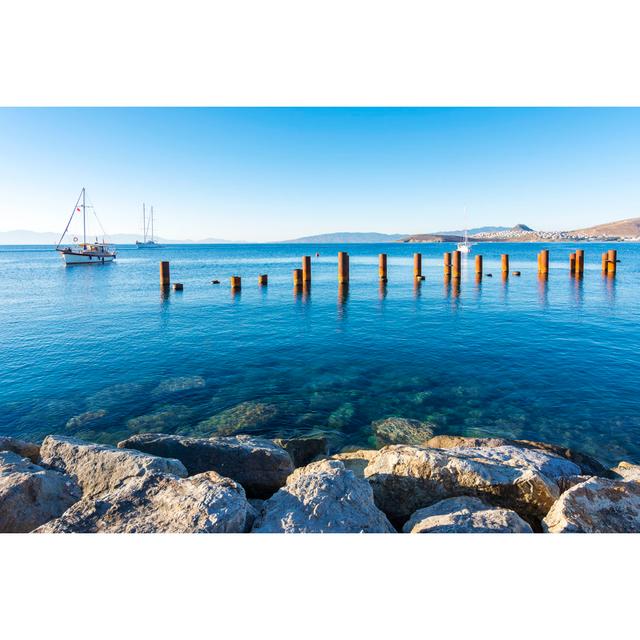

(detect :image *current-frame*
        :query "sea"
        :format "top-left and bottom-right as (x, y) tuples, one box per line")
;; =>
(1, 242), (638, 466)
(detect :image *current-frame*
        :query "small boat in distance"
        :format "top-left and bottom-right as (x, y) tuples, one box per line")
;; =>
(56, 188), (116, 265)
(457, 229), (475, 254)
(136, 203), (161, 248)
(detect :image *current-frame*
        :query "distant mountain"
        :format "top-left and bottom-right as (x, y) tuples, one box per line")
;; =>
(570, 217), (640, 238)
(281, 232), (407, 243)
(434, 226), (510, 236)
(0, 230), (236, 244)
(511, 223), (534, 232)
(399, 234), (464, 243)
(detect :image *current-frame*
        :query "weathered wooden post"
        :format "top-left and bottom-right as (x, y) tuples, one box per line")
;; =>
(413, 252), (422, 280)
(379, 253), (388, 281)
(475, 255), (483, 277)
(575, 249), (584, 276)
(443, 252), (452, 278)
(172, 283), (183, 291)
(501, 254), (509, 276)
(601, 253), (608, 273)
(338, 252), (349, 284)
(159, 261), (170, 287)
(293, 268), (303, 287)
(570, 253), (576, 274)
(258, 274), (268, 285)
(452, 250), (461, 279)
(607, 249), (617, 276)
(539, 249), (549, 275)
(230, 276), (241, 289)
(302, 256), (311, 283)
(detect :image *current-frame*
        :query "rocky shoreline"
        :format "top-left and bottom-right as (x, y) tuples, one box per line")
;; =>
(1, 432), (639, 533)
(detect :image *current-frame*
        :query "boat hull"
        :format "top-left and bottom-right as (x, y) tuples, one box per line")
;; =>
(59, 251), (116, 265)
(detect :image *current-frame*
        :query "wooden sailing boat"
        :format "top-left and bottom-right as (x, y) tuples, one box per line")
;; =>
(136, 203), (161, 247)
(55, 188), (116, 265)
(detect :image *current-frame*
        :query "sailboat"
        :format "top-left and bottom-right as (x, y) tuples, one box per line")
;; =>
(55, 188), (116, 265)
(457, 229), (475, 254)
(136, 203), (161, 247)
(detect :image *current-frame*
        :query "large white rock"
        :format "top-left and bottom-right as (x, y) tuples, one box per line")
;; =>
(543, 477), (640, 533)
(0, 451), (81, 533)
(403, 496), (533, 533)
(36, 471), (254, 533)
(252, 459), (395, 533)
(40, 435), (187, 499)
(118, 433), (294, 498)
(611, 461), (640, 483)
(364, 444), (580, 522)
(0, 436), (41, 464)
(330, 449), (378, 479)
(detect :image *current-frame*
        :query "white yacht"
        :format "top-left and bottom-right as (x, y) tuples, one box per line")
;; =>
(55, 188), (116, 265)
(457, 229), (475, 254)
(136, 203), (161, 248)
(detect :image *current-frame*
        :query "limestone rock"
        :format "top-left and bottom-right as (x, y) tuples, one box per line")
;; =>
(196, 401), (279, 436)
(65, 409), (107, 430)
(252, 459), (395, 533)
(118, 433), (294, 499)
(273, 436), (328, 467)
(0, 451), (81, 533)
(40, 435), (187, 499)
(543, 477), (640, 533)
(0, 436), (41, 464)
(423, 435), (608, 477)
(330, 449), (378, 479)
(372, 417), (434, 446)
(152, 376), (206, 396)
(364, 444), (580, 522)
(611, 461), (640, 483)
(403, 496), (533, 533)
(36, 471), (253, 533)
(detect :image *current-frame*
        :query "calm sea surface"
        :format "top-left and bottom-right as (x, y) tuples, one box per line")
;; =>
(1, 242), (638, 466)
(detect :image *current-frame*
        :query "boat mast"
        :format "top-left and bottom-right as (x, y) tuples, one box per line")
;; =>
(143, 203), (146, 243)
(82, 187), (86, 246)
(151, 206), (154, 242)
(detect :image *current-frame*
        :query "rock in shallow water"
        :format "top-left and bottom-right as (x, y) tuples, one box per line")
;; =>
(195, 401), (279, 436)
(0, 436), (41, 464)
(403, 496), (533, 533)
(118, 433), (294, 499)
(0, 451), (81, 533)
(372, 417), (435, 447)
(152, 376), (206, 397)
(252, 459), (395, 533)
(36, 471), (253, 533)
(40, 435), (187, 499)
(364, 444), (580, 523)
(543, 477), (640, 533)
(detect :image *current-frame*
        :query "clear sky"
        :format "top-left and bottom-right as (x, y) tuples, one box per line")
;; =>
(1, 107), (639, 241)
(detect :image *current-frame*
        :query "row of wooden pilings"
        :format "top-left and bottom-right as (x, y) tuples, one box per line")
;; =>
(159, 249), (619, 289)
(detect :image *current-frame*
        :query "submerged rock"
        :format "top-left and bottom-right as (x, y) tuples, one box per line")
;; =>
(403, 496), (533, 533)
(273, 436), (328, 467)
(330, 449), (378, 479)
(424, 435), (608, 477)
(543, 477), (640, 533)
(152, 376), (206, 396)
(0, 451), (81, 533)
(0, 436), (41, 464)
(36, 471), (253, 533)
(252, 460), (395, 533)
(611, 461), (640, 483)
(118, 433), (294, 499)
(65, 409), (107, 430)
(364, 444), (580, 522)
(371, 417), (435, 446)
(126, 404), (194, 434)
(85, 382), (145, 409)
(196, 401), (279, 436)
(40, 435), (187, 499)
(327, 402), (356, 429)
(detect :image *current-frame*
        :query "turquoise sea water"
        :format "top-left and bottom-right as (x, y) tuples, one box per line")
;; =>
(1, 242), (638, 466)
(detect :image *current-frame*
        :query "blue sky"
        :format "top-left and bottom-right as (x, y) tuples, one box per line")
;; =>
(1, 107), (639, 241)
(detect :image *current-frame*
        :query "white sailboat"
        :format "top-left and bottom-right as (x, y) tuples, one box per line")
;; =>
(457, 229), (475, 254)
(55, 188), (116, 265)
(136, 203), (161, 248)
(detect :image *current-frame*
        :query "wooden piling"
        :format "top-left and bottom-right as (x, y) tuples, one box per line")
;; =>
(607, 249), (617, 276)
(159, 261), (170, 286)
(539, 249), (549, 275)
(570, 253), (576, 274)
(575, 249), (584, 276)
(230, 276), (241, 289)
(338, 252), (349, 284)
(443, 252), (452, 278)
(379, 253), (388, 281)
(172, 283), (183, 291)
(475, 255), (483, 276)
(601, 253), (607, 273)
(452, 250), (461, 279)
(258, 274), (268, 285)
(413, 253), (422, 279)
(501, 254), (509, 275)
(302, 256), (311, 283)
(293, 268), (303, 287)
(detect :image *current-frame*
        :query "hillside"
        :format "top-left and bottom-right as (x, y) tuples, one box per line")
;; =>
(399, 234), (463, 243)
(570, 217), (640, 238)
(281, 232), (407, 243)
